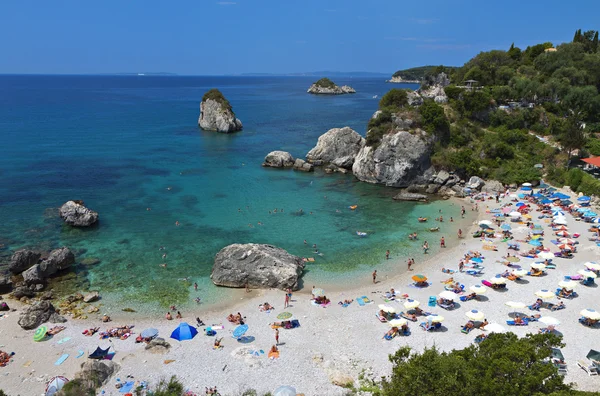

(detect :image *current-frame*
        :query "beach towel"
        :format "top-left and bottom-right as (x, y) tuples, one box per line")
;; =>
(76, 350), (84, 358)
(56, 337), (71, 344)
(54, 354), (69, 366)
(506, 319), (529, 326)
(268, 351), (280, 359)
(163, 359), (176, 364)
(482, 280), (493, 287)
(119, 381), (135, 394)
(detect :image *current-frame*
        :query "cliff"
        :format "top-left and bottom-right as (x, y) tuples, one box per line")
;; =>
(198, 89), (243, 133)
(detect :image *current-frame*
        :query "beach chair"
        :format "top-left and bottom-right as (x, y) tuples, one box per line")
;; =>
(466, 269), (484, 276)
(577, 360), (598, 376)
(506, 319), (529, 326)
(474, 334), (487, 344)
(420, 322), (442, 331)
(400, 311), (418, 322)
(375, 313), (388, 323)
(437, 301), (455, 310)
(290, 319), (300, 328)
(582, 277), (596, 286)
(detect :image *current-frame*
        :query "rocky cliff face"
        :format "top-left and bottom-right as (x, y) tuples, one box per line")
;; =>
(211, 243), (304, 291)
(306, 127), (365, 169)
(198, 98), (243, 133)
(418, 72), (450, 104)
(352, 130), (433, 187)
(60, 200), (98, 227)
(307, 84), (356, 95)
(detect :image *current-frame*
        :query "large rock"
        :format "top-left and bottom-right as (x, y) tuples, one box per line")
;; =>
(306, 127), (365, 169)
(293, 159), (314, 172)
(482, 180), (504, 194)
(9, 249), (41, 274)
(211, 243), (304, 291)
(263, 151), (295, 168)
(418, 72), (450, 104)
(22, 247), (75, 284)
(352, 131), (433, 187)
(145, 337), (171, 354)
(407, 91), (424, 106)
(0, 275), (12, 294)
(74, 360), (120, 388)
(11, 286), (34, 299)
(433, 170), (451, 185)
(466, 176), (485, 190)
(18, 301), (66, 329)
(392, 192), (428, 202)
(60, 200), (99, 227)
(307, 84), (355, 95)
(83, 291), (100, 303)
(198, 91), (243, 133)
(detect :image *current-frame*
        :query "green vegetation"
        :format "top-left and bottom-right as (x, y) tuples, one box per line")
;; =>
(58, 378), (96, 396)
(313, 77), (337, 88)
(378, 88), (408, 109)
(145, 376), (185, 396)
(202, 88), (232, 111)
(392, 65), (457, 81)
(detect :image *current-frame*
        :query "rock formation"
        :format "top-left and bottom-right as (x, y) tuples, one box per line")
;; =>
(9, 249), (41, 274)
(307, 78), (355, 95)
(352, 131), (434, 187)
(145, 338), (171, 354)
(211, 243), (304, 291)
(60, 200), (99, 227)
(198, 89), (243, 133)
(18, 301), (66, 329)
(262, 151), (295, 168)
(0, 275), (12, 294)
(306, 127), (365, 169)
(392, 192), (429, 202)
(293, 159), (314, 172)
(418, 72), (450, 104)
(481, 180), (504, 193)
(22, 247), (75, 285)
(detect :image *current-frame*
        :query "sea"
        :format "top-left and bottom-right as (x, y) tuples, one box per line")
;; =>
(0, 75), (469, 312)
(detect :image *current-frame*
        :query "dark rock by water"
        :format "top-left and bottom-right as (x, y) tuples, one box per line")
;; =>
(9, 249), (41, 274)
(263, 151), (295, 168)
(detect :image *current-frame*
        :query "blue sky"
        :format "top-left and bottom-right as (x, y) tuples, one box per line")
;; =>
(1, 0), (599, 75)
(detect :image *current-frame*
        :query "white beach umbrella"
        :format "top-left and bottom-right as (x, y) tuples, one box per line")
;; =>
(465, 309), (485, 321)
(426, 314), (444, 323)
(539, 316), (561, 326)
(584, 262), (600, 271)
(535, 289), (555, 299)
(388, 318), (407, 327)
(485, 323), (506, 333)
(578, 269), (598, 279)
(512, 269), (528, 277)
(558, 238), (576, 244)
(378, 304), (396, 313)
(558, 280), (577, 290)
(580, 309), (600, 320)
(403, 299), (420, 309)
(490, 275), (506, 284)
(538, 252), (554, 259)
(478, 220), (493, 227)
(522, 183), (532, 187)
(470, 285), (487, 294)
(509, 211), (522, 217)
(439, 291), (457, 301)
(531, 263), (546, 270)
(505, 301), (526, 309)
(553, 218), (568, 225)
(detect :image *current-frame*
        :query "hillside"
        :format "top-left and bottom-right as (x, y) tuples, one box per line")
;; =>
(392, 65), (457, 81)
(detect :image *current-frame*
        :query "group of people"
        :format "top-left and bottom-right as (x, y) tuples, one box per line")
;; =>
(165, 311), (182, 320)
(226, 312), (245, 325)
(99, 325), (134, 340)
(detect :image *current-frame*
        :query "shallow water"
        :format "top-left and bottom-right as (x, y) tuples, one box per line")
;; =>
(0, 75), (466, 312)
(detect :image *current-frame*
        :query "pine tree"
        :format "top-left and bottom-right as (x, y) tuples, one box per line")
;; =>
(509, 42), (514, 51)
(593, 31), (599, 52)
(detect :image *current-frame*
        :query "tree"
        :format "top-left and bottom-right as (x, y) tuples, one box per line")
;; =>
(381, 333), (573, 396)
(560, 112), (588, 167)
(594, 31), (599, 52)
(419, 100), (450, 143)
(379, 89), (408, 110)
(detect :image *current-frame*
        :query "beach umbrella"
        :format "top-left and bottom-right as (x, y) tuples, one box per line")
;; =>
(532, 229), (543, 235)
(45, 376), (69, 396)
(378, 304), (396, 313)
(465, 310), (485, 321)
(555, 231), (570, 237)
(273, 386), (297, 396)
(233, 324), (249, 338)
(515, 202), (526, 207)
(490, 275), (506, 285)
(34, 326), (48, 342)
(509, 211), (522, 217)
(412, 274), (427, 282)
(439, 291), (457, 301)
(505, 256), (520, 263)
(502, 207), (512, 214)
(426, 314), (444, 323)
(578, 196), (591, 202)
(529, 240), (542, 247)
(584, 262), (600, 271)
(555, 226), (568, 231)
(531, 263), (546, 270)
(578, 269), (597, 279)
(521, 186), (532, 191)
(541, 198), (553, 204)
(479, 220), (493, 226)
(505, 301), (526, 309)
(557, 244), (573, 251)
(140, 328), (159, 339)
(311, 288), (325, 297)
(538, 251), (554, 259)
(553, 218), (568, 225)
(558, 280), (577, 290)
(509, 193), (518, 199)
(388, 318), (407, 327)
(470, 257), (484, 263)
(535, 290), (555, 299)
(501, 223), (512, 230)
(522, 183), (532, 187)
(539, 316), (561, 326)
(512, 269), (528, 277)
(470, 285), (487, 294)
(580, 309), (600, 320)
(558, 238), (575, 244)
(277, 312), (293, 320)
(170, 322), (198, 341)
(485, 323), (507, 333)
(592, 218), (600, 223)
(404, 299), (420, 309)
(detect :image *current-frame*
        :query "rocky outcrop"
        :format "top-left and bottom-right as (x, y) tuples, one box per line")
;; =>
(307, 82), (356, 95)
(18, 301), (66, 329)
(392, 192), (429, 202)
(306, 127), (365, 169)
(418, 72), (450, 104)
(9, 249), (41, 274)
(352, 131), (434, 187)
(11, 286), (34, 299)
(466, 176), (485, 190)
(73, 360), (120, 390)
(211, 243), (304, 291)
(407, 91), (424, 106)
(263, 151), (295, 168)
(481, 180), (504, 194)
(22, 247), (75, 285)
(0, 275), (12, 294)
(387, 76), (419, 84)
(59, 200), (99, 227)
(198, 90), (243, 133)
(145, 338), (171, 354)
(293, 159), (314, 172)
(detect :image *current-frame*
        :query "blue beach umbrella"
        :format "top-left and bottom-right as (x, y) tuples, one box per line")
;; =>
(471, 257), (484, 263)
(578, 196), (591, 202)
(274, 386), (297, 396)
(233, 324), (249, 338)
(529, 240), (542, 246)
(541, 199), (553, 205)
(141, 328), (159, 338)
(518, 194), (526, 199)
(501, 223), (512, 230)
(584, 212), (598, 217)
(521, 186), (532, 191)
(592, 218), (600, 223)
(170, 322), (198, 341)
(515, 202), (525, 207)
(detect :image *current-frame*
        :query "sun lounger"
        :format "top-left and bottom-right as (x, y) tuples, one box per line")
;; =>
(437, 302), (455, 310)
(419, 322), (442, 331)
(461, 327), (474, 334)
(582, 277), (596, 286)
(577, 360), (598, 376)
(376, 313), (388, 323)
(383, 332), (398, 340)
(400, 311), (418, 322)
(459, 295), (475, 302)
(506, 319), (529, 326)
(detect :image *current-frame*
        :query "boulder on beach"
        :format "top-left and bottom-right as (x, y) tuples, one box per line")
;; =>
(198, 89), (243, 133)
(211, 243), (305, 291)
(306, 127), (365, 169)
(145, 338), (171, 354)
(307, 78), (356, 95)
(9, 249), (41, 274)
(262, 151), (295, 168)
(466, 176), (485, 190)
(481, 180), (504, 194)
(0, 275), (12, 294)
(60, 200), (99, 227)
(18, 301), (66, 329)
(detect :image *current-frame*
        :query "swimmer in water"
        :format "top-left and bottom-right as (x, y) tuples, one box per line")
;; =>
(160, 263), (167, 268)
(162, 253), (167, 259)
(175, 221), (180, 226)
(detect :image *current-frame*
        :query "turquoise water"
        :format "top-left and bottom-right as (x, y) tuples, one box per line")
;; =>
(0, 75), (465, 311)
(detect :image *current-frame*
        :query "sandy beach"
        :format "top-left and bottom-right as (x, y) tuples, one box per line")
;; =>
(1, 192), (599, 396)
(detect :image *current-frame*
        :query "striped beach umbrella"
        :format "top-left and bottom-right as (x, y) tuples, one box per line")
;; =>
(34, 326), (48, 342)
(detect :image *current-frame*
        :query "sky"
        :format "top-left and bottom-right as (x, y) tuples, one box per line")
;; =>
(1, 0), (599, 75)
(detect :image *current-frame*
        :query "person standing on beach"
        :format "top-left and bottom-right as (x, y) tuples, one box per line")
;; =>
(275, 328), (280, 345)
(408, 258), (413, 271)
(440, 237), (446, 248)
(284, 292), (290, 308)
(461, 206), (466, 217)
(386, 250), (390, 260)
(372, 270), (377, 284)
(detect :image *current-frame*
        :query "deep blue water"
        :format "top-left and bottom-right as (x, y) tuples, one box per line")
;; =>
(0, 75), (465, 310)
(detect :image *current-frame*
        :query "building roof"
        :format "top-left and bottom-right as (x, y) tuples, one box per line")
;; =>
(582, 157), (600, 167)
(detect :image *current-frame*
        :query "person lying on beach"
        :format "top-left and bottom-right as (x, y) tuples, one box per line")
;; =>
(102, 315), (111, 323)
(402, 311), (418, 321)
(441, 268), (455, 274)
(83, 327), (100, 336)
(451, 283), (463, 293)
(383, 327), (398, 339)
(539, 325), (555, 334)
(338, 299), (353, 305)
(270, 345), (279, 354)
(213, 338), (223, 349)
(441, 277), (454, 284)
(259, 302), (274, 311)
(463, 293), (477, 301)
(314, 295), (330, 305)
(47, 326), (66, 335)
(550, 301), (566, 311)
(462, 321), (475, 331)
(514, 315), (525, 325)
(557, 288), (572, 298)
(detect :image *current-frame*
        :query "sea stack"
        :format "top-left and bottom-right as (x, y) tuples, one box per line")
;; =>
(307, 78), (356, 95)
(59, 200), (99, 227)
(198, 89), (243, 133)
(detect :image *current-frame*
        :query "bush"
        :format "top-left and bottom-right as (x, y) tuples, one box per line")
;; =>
(444, 85), (463, 100)
(148, 376), (185, 396)
(202, 89), (232, 111)
(313, 78), (336, 88)
(379, 89), (408, 110)
(58, 379), (96, 396)
(419, 100), (450, 143)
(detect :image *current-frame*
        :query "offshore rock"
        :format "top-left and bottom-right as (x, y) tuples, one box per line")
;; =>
(212, 243), (304, 291)
(306, 127), (365, 169)
(22, 247), (75, 284)
(198, 93), (243, 133)
(263, 151), (295, 168)
(293, 159), (314, 172)
(60, 200), (99, 227)
(307, 84), (356, 95)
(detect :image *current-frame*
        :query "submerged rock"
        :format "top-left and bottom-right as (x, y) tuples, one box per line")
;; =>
(9, 249), (41, 274)
(211, 243), (304, 291)
(198, 89), (243, 133)
(306, 127), (365, 169)
(60, 200), (99, 227)
(262, 151), (295, 168)
(83, 291), (100, 303)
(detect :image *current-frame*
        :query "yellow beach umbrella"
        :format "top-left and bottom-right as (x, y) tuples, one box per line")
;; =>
(426, 314), (444, 323)
(490, 276), (506, 284)
(584, 262), (600, 271)
(580, 309), (600, 320)
(470, 285), (487, 294)
(388, 318), (407, 327)
(530, 263), (546, 270)
(578, 269), (598, 279)
(378, 304), (396, 313)
(439, 291), (457, 301)
(512, 269), (528, 277)
(505, 301), (526, 309)
(404, 299), (420, 309)
(465, 310), (485, 321)
(558, 280), (577, 290)
(535, 289), (554, 299)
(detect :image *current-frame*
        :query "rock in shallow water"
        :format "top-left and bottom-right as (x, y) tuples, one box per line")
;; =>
(306, 127), (365, 169)
(9, 249), (41, 274)
(60, 200), (99, 227)
(262, 151), (295, 168)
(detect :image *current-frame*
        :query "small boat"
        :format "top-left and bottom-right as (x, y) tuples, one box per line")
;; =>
(372, 95), (378, 99)
(349, 205), (358, 210)
(418, 217), (428, 222)
(356, 231), (368, 237)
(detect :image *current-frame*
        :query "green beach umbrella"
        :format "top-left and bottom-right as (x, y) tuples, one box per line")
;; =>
(277, 312), (293, 320)
(34, 326), (48, 342)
